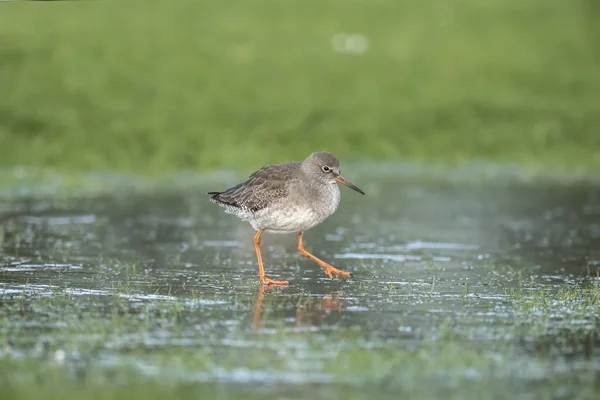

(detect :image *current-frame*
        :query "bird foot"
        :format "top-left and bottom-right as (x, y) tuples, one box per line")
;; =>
(322, 265), (353, 279)
(260, 276), (289, 286)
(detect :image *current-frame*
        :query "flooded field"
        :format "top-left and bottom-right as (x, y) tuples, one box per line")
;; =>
(1, 170), (600, 399)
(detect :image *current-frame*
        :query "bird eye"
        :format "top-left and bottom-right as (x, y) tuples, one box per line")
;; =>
(322, 165), (331, 172)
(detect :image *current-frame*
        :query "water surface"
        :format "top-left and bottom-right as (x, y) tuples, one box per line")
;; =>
(1, 174), (599, 399)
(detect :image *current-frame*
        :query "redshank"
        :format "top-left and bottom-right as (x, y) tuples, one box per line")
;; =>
(208, 151), (365, 286)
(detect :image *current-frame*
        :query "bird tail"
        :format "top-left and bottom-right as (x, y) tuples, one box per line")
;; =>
(207, 191), (239, 210)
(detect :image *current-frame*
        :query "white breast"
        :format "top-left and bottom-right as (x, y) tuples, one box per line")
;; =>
(251, 182), (341, 234)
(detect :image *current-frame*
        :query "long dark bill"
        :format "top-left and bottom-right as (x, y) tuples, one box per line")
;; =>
(335, 176), (366, 195)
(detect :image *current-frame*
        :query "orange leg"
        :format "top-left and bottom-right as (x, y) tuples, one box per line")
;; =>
(254, 229), (288, 286)
(297, 232), (352, 279)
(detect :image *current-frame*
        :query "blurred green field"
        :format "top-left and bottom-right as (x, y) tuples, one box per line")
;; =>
(0, 0), (599, 174)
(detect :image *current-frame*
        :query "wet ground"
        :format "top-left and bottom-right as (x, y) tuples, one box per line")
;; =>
(1, 171), (600, 399)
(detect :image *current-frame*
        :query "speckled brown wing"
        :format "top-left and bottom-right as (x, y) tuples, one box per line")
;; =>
(209, 162), (301, 212)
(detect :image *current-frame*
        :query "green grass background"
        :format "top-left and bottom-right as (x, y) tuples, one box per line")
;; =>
(0, 0), (599, 174)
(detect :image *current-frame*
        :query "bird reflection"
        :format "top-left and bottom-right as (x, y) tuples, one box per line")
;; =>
(252, 285), (347, 329)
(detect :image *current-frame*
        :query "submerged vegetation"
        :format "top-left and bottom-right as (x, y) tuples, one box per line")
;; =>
(1, 179), (599, 398)
(1, 275), (599, 399)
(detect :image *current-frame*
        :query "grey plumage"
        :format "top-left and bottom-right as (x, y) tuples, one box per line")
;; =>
(209, 162), (300, 213)
(209, 151), (364, 234)
(208, 151), (364, 285)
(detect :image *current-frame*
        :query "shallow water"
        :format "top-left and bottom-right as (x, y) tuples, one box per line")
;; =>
(1, 175), (600, 398)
